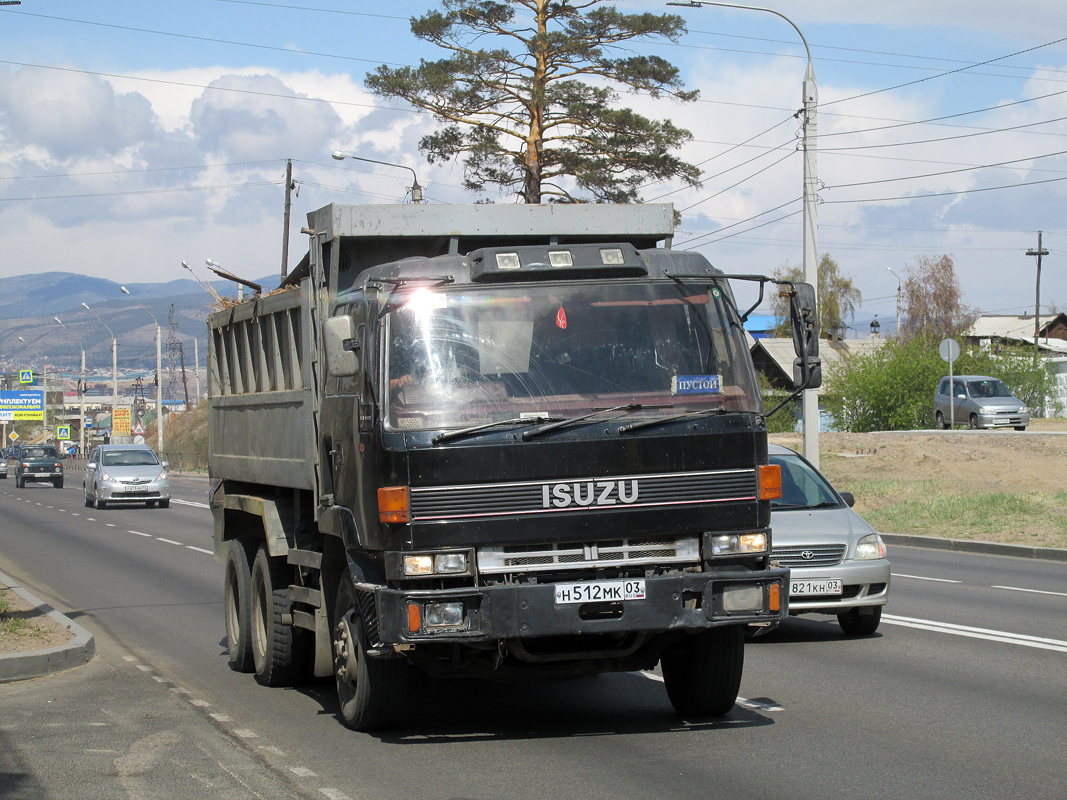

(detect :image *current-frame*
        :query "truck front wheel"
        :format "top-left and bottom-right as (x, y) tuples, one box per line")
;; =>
(250, 545), (305, 686)
(224, 539), (256, 673)
(332, 574), (406, 731)
(660, 625), (744, 718)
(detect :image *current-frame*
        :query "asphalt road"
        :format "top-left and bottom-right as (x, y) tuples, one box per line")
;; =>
(1, 473), (1065, 800)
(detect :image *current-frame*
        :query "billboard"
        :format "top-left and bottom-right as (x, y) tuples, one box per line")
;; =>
(112, 407), (132, 436)
(0, 390), (44, 421)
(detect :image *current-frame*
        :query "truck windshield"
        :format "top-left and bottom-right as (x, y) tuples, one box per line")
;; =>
(384, 280), (761, 432)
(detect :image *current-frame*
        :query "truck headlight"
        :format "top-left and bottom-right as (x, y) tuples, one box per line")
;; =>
(855, 533), (887, 560)
(403, 555), (434, 576)
(403, 552), (470, 576)
(722, 585), (764, 612)
(710, 532), (768, 556)
(425, 601), (465, 628)
(434, 552), (468, 574)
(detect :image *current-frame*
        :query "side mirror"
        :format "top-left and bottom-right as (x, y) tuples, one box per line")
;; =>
(787, 282), (821, 389)
(161, 461), (169, 469)
(838, 491), (855, 508)
(323, 315), (360, 377)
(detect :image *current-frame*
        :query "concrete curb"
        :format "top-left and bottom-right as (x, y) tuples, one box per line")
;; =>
(881, 533), (1067, 562)
(0, 568), (96, 683)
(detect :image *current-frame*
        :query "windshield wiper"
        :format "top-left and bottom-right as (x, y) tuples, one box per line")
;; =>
(432, 415), (563, 445)
(520, 403), (672, 441)
(617, 406), (730, 435)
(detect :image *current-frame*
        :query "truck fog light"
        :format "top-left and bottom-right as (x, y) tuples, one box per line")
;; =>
(434, 552), (468, 574)
(425, 602), (465, 628)
(403, 555), (434, 576)
(711, 534), (739, 555)
(723, 585), (764, 612)
(738, 533), (767, 553)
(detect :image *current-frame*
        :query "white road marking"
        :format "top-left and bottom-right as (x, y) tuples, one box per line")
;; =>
(106, 523), (115, 527)
(321, 790), (352, 800)
(129, 530), (152, 537)
(189, 698), (211, 708)
(172, 498), (210, 509)
(290, 767), (316, 778)
(891, 573), (962, 583)
(991, 585), (1067, 598)
(233, 729), (259, 739)
(210, 713), (232, 723)
(883, 614), (1067, 653)
(156, 538), (183, 546)
(186, 546), (213, 555)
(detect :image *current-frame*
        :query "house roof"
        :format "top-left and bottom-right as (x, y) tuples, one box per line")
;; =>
(967, 314), (1063, 341)
(750, 336), (885, 390)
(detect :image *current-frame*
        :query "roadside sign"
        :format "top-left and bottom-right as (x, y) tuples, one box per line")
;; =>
(938, 338), (960, 363)
(113, 407), (132, 436)
(0, 390), (44, 420)
(85, 418), (93, 428)
(132, 421), (146, 435)
(19, 369), (32, 384)
(57, 425), (71, 440)
(8, 431), (17, 442)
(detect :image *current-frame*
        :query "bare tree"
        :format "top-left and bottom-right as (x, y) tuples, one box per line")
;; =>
(772, 254), (862, 338)
(900, 255), (977, 341)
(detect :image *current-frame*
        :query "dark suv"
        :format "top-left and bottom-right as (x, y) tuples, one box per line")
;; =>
(15, 445), (64, 488)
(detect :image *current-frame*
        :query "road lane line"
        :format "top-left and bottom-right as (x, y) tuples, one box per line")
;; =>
(172, 498), (210, 509)
(156, 537), (183, 546)
(129, 530), (152, 537)
(883, 614), (1067, 653)
(638, 672), (781, 710)
(186, 546), (213, 555)
(991, 585), (1067, 598)
(892, 573), (962, 583)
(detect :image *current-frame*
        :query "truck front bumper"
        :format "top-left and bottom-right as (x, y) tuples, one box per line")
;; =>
(375, 568), (789, 645)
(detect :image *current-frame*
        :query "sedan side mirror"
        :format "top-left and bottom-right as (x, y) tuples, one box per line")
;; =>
(161, 461), (169, 469)
(838, 491), (855, 508)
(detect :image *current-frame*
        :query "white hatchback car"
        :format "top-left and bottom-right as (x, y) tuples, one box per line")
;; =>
(757, 444), (890, 636)
(83, 444), (171, 509)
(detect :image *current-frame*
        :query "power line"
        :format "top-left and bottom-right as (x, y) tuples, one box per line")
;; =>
(825, 147), (1067, 190)
(819, 113), (1067, 152)
(823, 173), (1067, 204)
(0, 160), (279, 182)
(0, 180), (281, 203)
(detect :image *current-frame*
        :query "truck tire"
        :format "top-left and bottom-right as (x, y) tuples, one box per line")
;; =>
(332, 573), (406, 731)
(250, 545), (305, 686)
(224, 539), (256, 673)
(837, 605), (882, 636)
(661, 625), (744, 718)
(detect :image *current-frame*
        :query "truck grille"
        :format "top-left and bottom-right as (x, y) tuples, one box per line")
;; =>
(772, 544), (847, 568)
(410, 468), (757, 521)
(478, 536), (700, 575)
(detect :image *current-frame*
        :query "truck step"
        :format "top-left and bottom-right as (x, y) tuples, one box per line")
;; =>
(287, 548), (322, 569)
(291, 609), (317, 632)
(289, 585), (323, 608)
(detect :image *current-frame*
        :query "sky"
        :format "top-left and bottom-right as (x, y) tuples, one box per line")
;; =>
(2, 0), (1067, 333)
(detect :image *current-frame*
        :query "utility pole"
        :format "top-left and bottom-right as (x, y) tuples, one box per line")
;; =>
(179, 342), (191, 408)
(282, 159), (294, 282)
(1026, 232), (1050, 350)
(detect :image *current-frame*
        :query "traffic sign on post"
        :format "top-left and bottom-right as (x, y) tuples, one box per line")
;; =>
(8, 431), (17, 442)
(939, 338), (961, 428)
(19, 369), (32, 384)
(57, 425), (71, 440)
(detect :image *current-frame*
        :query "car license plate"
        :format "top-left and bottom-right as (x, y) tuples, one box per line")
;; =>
(554, 579), (646, 605)
(791, 579), (842, 596)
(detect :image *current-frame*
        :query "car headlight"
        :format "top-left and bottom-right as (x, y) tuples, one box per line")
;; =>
(710, 532), (768, 556)
(101, 472), (113, 482)
(855, 533), (887, 560)
(157, 471), (168, 481)
(1018, 406), (1029, 414)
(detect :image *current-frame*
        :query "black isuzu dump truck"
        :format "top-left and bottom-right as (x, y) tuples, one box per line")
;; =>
(209, 202), (819, 730)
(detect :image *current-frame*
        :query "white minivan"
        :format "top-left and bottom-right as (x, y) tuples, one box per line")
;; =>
(934, 375), (1029, 430)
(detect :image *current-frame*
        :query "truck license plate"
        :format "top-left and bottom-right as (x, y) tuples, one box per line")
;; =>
(791, 579), (842, 596)
(554, 579), (646, 605)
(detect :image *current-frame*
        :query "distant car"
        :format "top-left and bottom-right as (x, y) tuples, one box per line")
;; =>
(14, 445), (63, 489)
(83, 444), (171, 509)
(0, 458), (6, 479)
(934, 374), (1029, 431)
(755, 444), (890, 637)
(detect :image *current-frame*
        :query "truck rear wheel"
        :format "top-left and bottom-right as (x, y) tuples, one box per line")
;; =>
(332, 573), (406, 731)
(661, 625), (744, 718)
(224, 539), (256, 673)
(250, 545), (305, 686)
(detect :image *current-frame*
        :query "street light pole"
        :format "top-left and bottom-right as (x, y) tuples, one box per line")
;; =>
(668, 0), (820, 465)
(330, 151), (424, 203)
(120, 287), (163, 453)
(1026, 232), (1050, 350)
(54, 316), (86, 456)
(887, 267), (902, 336)
(81, 302), (118, 439)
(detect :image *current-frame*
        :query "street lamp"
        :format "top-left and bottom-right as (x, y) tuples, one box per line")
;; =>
(54, 316), (87, 457)
(81, 302), (119, 436)
(120, 287), (163, 454)
(331, 150), (424, 204)
(17, 336), (48, 436)
(887, 266), (902, 336)
(181, 260), (224, 303)
(870, 316), (881, 337)
(668, 0), (820, 466)
(205, 258), (262, 302)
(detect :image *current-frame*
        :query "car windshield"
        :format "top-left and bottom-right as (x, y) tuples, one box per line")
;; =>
(383, 279), (761, 432)
(769, 452), (840, 509)
(101, 449), (160, 467)
(967, 379), (1013, 399)
(22, 447), (57, 459)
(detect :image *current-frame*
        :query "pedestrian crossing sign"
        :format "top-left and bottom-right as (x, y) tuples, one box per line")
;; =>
(57, 426), (71, 440)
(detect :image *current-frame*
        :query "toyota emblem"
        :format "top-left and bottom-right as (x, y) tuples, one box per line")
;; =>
(800, 550), (816, 560)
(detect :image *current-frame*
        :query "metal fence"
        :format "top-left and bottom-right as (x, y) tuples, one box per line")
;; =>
(62, 452), (207, 474)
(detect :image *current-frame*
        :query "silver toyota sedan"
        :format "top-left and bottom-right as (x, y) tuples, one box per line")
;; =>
(83, 444), (171, 509)
(754, 444), (890, 636)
